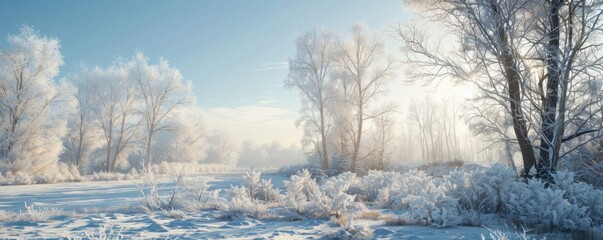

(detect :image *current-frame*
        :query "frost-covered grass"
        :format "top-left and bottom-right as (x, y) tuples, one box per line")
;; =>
(0, 203), (65, 223)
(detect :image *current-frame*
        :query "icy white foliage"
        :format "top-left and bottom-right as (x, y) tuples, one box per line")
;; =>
(446, 165), (516, 217)
(241, 169), (281, 202)
(284, 169), (330, 217)
(0, 163), (82, 185)
(283, 169), (367, 224)
(0, 26), (70, 175)
(553, 171), (603, 226)
(351, 170), (400, 202)
(139, 169), (222, 212)
(504, 178), (591, 231)
(374, 169), (461, 227)
(321, 172), (367, 227)
(223, 185), (268, 218)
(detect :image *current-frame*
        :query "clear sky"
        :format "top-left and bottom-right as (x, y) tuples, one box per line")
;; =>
(0, 0), (412, 145)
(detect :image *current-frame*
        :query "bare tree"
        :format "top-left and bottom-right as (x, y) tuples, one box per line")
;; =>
(333, 24), (395, 172)
(400, 0), (603, 179)
(88, 66), (139, 172)
(286, 29), (335, 170)
(62, 70), (101, 174)
(130, 52), (192, 170)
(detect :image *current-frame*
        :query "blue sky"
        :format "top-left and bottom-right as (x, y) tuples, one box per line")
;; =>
(0, 0), (408, 108)
(0, 0), (410, 144)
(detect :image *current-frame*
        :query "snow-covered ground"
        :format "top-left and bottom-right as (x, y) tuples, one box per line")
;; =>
(0, 171), (501, 239)
(0, 172), (287, 211)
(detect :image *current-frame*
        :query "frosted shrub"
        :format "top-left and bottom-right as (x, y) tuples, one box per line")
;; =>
(352, 170), (400, 202)
(321, 172), (357, 198)
(445, 165), (516, 225)
(372, 170), (461, 226)
(285, 169), (330, 218)
(321, 172), (367, 223)
(553, 171), (603, 226)
(179, 176), (221, 209)
(400, 184), (461, 227)
(448, 165), (516, 215)
(377, 170), (433, 208)
(503, 179), (591, 231)
(139, 170), (166, 211)
(19, 202), (64, 222)
(223, 185), (267, 218)
(241, 169), (281, 202)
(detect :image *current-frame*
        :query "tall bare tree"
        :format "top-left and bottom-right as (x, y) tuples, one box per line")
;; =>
(88, 66), (138, 172)
(130, 52), (192, 170)
(286, 29), (335, 170)
(334, 24), (395, 172)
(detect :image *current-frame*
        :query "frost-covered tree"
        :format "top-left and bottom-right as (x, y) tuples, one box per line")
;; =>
(286, 29), (336, 170)
(129, 52), (193, 170)
(88, 65), (139, 172)
(333, 24), (395, 172)
(61, 69), (102, 173)
(0, 26), (70, 174)
(400, 0), (603, 178)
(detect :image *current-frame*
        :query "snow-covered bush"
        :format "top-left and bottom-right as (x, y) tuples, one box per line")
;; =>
(223, 185), (267, 218)
(179, 176), (221, 209)
(321, 172), (357, 199)
(321, 172), (367, 223)
(284, 169), (330, 218)
(446, 164), (516, 225)
(139, 170), (168, 211)
(377, 170), (435, 208)
(553, 171), (603, 226)
(351, 170), (400, 202)
(242, 169), (281, 202)
(503, 178), (591, 231)
(371, 170), (460, 226)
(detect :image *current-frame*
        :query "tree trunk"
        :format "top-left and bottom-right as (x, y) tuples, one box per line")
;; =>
(350, 95), (363, 173)
(319, 106), (329, 170)
(489, 0), (536, 176)
(537, 0), (562, 180)
(144, 127), (154, 171)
